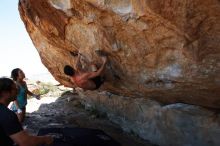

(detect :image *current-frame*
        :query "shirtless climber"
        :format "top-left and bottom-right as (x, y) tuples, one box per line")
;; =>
(64, 52), (107, 90)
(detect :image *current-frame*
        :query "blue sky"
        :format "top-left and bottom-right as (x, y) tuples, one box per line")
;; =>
(0, 0), (50, 78)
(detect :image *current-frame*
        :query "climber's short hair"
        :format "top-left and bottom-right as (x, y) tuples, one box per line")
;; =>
(64, 65), (75, 76)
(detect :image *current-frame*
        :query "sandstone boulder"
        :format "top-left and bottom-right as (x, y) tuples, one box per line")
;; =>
(18, 0), (220, 109)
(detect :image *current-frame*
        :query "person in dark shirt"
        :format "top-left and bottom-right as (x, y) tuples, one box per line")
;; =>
(0, 77), (53, 146)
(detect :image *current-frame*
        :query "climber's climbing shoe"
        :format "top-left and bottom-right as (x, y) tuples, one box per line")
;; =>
(70, 50), (79, 57)
(95, 50), (109, 56)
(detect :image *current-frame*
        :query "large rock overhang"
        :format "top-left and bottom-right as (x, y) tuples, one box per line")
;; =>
(18, 0), (220, 109)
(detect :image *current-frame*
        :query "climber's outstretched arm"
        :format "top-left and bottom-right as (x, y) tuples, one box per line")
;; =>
(74, 53), (83, 71)
(86, 56), (107, 79)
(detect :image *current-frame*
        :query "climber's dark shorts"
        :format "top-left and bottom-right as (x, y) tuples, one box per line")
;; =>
(91, 76), (105, 89)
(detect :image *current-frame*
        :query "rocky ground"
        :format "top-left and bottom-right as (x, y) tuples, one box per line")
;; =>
(23, 85), (155, 146)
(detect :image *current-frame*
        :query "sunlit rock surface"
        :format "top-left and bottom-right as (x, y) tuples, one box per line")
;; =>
(18, 0), (220, 108)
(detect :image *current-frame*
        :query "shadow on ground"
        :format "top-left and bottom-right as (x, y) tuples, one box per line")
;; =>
(24, 91), (156, 146)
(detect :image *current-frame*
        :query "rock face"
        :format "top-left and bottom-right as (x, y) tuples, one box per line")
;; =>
(18, 0), (220, 109)
(77, 90), (220, 146)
